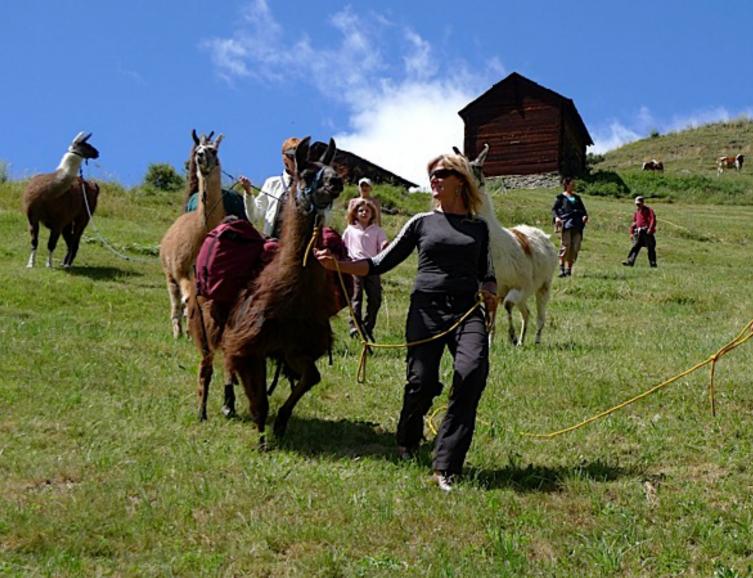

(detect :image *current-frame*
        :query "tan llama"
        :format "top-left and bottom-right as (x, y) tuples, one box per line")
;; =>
(159, 130), (225, 338)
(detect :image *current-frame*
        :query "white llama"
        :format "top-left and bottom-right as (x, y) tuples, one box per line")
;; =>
(458, 144), (558, 345)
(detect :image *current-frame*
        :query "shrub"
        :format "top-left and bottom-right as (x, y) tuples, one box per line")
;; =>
(142, 163), (184, 192)
(576, 170), (631, 198)
(649, 129), (661, 139)
(0, 160), (8, 184)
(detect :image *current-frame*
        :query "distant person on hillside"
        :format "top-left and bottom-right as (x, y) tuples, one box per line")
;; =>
(622, 196), (657, 268)
(552, 176), (589, 277)
(238, 136), (300, 238)
(342, 198), (389, 342)
(315, 152), (497, 493)
(347, 177), (382, 226)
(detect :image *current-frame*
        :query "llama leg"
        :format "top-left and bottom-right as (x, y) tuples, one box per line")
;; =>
(178, 277), (194, 338)
(237, 358), (268, 448)
(222, 368), (237, 418)
(517, 301), (530, 346)
(46, 229), (61, 268)
(503, 289), (525, 345)
(166, 275), (183, 338)
(197, 353), (214, 421)
(61, 226), (80, 268)
(274, 359), (321, 437)
(27, 220), (39, 268)
(534, 282), (551, 345)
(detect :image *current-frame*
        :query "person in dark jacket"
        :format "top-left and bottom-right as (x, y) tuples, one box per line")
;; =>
(552, 176), (589, 277)
(623, 196), (657, 267)
(315, 153), (497, 493)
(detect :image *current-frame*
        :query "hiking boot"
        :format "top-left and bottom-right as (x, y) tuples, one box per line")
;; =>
(432, 470), (456, 492)
(622, 261), (633, 267)
(558, 270), (568, 278)
(397, 446), (416, 461)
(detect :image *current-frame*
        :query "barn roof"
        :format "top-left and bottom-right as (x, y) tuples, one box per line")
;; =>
(458, 72), (594, 146)
(310, 141), (418, 189)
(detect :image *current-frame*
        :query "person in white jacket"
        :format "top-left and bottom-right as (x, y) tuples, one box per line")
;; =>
(239, 137), (300, 237)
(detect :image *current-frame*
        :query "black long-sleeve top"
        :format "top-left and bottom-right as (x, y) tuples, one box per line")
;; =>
(367, 211), (496, 296)
(552, 193), (588, 231)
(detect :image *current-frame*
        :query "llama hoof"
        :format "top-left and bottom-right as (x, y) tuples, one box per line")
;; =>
(198, 410), (207, 422)
(258, 433), (268, 451)
(221, 405), (236, 418)
(273, 414), (290, 438)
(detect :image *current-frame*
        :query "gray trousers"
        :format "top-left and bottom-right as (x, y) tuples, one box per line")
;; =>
(396, 292), (489, 474)
(350, 274), (382, 340)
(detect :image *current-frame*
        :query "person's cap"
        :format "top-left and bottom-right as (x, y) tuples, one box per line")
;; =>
(635, 196), (645, 204)
(281, 137), (301, 157)
(358, 177), (372, 187)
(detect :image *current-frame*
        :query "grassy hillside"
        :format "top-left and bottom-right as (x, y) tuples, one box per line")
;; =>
(582, 119), (753, 205)
(2, 173), (753, 576)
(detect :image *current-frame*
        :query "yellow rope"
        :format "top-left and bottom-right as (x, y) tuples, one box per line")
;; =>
(331, 260), (483, 384)
(522, 318), (753, 439)
(302, 226), (321, 268)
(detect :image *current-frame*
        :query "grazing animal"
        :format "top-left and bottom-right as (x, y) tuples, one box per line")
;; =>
(23, 132), (100, 268)
(454, 144), (558, 345)
(215, 137), (343, 445)
(642, 159), (664, 171)
(159, 130), (226, 338)
(717, 154), (744, 175)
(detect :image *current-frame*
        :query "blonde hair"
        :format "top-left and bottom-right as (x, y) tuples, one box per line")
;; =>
(281, 137), (301, 155)
(347, 198), (377, 226)
(426, 154), (482, 215)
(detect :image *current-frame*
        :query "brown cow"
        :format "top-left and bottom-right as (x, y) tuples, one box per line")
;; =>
(642, 159), (664, 171)
(717, 154), (744, 175)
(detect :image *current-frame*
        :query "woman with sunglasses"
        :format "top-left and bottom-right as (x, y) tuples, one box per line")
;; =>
(315, 153), (497, 492)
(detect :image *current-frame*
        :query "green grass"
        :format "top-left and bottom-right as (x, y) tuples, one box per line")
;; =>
(583, 119), (753, 205)
(2, 169), (753, 577)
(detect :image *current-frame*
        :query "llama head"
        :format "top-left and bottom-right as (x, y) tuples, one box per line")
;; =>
(69, 132), (99, 160)
(192, 129), (223, 177)
(293, 137), (343, 215)
(453, 143), (489, 190)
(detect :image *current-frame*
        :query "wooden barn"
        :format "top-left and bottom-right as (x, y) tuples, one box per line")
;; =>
(310, 141), (418, 189)
(458, 72), (593, 177)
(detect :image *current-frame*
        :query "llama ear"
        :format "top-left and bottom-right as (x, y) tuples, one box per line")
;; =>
(208, 131), (215, 141)
(72, 131), (86, 144)
(475, 143), (490, 166)
(214, 134), (224, 147)
(81, 132), (92, 143)
(295, 136), (311, 172)
(192, 129), (200, 146)
(452, 146), (463, 156)
(319, 138), (336, 165)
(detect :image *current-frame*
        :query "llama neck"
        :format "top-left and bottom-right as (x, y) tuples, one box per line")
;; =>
(56, 152), (85, 179)
(197, 167), (224, 229)
(477, 184), (500, 225)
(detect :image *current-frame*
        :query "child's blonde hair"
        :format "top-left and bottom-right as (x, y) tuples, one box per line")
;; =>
(347, 198), (378, 226)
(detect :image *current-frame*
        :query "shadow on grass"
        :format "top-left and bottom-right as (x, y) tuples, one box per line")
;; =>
(273, 415), (397, 460)
(65, 265), (142, 281)
(465, 458), (636, 493)
(271, 416), (636, 493)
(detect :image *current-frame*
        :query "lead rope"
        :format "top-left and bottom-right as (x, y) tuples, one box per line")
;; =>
(330, 259), (484, 384)
(521, 318), (753, 439)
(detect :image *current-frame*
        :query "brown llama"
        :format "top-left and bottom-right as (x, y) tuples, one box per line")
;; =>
(208, 137), (342, 446)
(23, 132), (100, 268)
(159, 130), (225, 338)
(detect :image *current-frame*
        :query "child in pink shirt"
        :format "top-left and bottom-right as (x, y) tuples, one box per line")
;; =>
(342, 198), (389, 341)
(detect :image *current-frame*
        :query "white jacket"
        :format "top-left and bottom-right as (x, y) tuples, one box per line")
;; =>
(244, 172), (293, 237)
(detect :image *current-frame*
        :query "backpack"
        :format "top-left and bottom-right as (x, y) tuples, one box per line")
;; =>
(195, 218), (265, 304)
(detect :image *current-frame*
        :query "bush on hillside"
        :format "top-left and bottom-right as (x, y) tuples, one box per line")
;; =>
(575, 170), (631, 198)
(0, 160), (8, 184)
(142, 163), (184, 193)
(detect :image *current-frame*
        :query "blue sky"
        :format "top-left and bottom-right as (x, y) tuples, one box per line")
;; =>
(2, 0), (751, 188)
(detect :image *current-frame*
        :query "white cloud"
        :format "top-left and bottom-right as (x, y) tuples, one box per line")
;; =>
(590, 121), (642, 154)
(202, 2), (502, 188)
(591, 106), (753, 154)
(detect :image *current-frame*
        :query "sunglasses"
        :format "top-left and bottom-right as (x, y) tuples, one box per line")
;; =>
(283, 148), (296, 158)
(430, 168), (461, 180)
